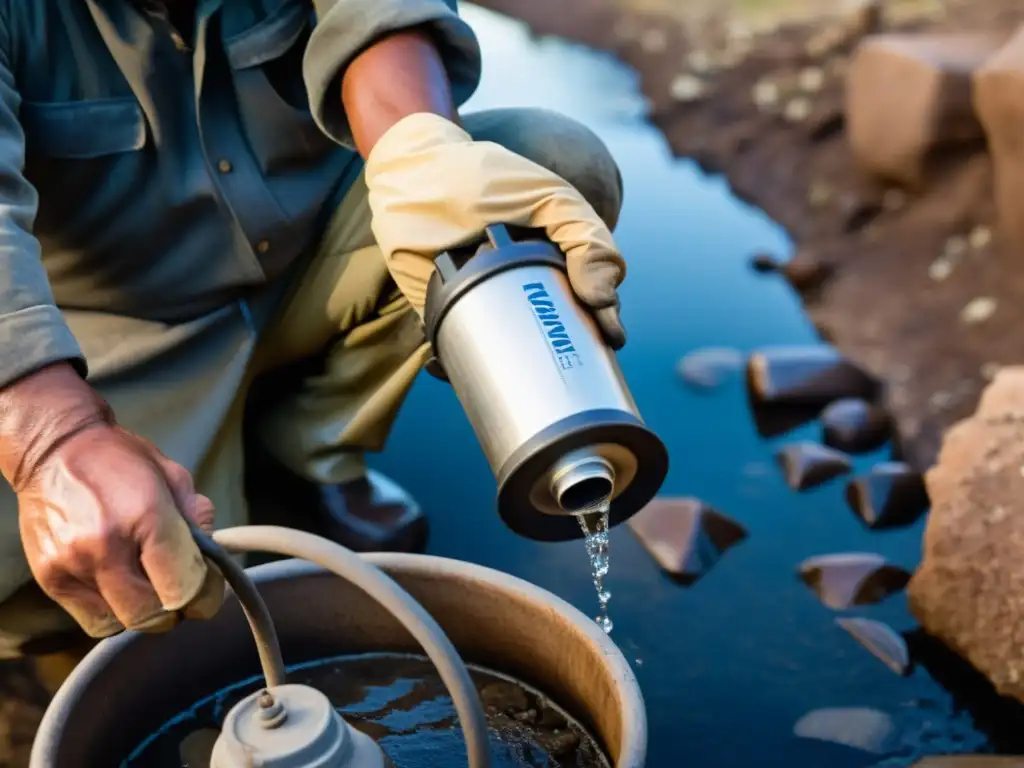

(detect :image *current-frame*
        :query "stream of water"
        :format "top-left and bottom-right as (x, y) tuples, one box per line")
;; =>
(369, 5), (1024, 766)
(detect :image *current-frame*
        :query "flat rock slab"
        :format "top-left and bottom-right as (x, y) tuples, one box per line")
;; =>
(909, 366), (1024, 702)
(847, 32), (1006, 187)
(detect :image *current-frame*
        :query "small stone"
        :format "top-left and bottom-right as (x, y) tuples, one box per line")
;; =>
(640, 28), (668, 53)
(961, 296), (997, 325)
(798, 66), (826, 93)
(793, 707), (896, 754)
(968, 225), (993, 250)
(798, 552), (911, 610)
(783, 97), (813, 123)
(928, 256), (955, 282)
(676, 347), (744, 390)
(821, 398), (891, 453)
(882, 188), (908, 212)
(687, 50), (714, 74)
(846, 462), (929, 529)
(775, 442), (853, 491)
(747, 346), (881, 406)
(836, 617), (913, 676)
(847, 33), (1005, 187)
(750, 251), (782, 273)
(752, 80), (780, 109)
(669, 73), (708, 102)
(807, 181), (833, 207)
(628, 497), (747, 586)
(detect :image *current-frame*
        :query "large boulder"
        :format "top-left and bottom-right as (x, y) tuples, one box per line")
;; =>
(975, 26), (1024, 259)
(909, 367), (1024, 700)
(846, 33), (1005, 188)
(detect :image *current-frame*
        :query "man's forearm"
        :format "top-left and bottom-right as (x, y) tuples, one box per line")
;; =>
(342, 30), (459, 159)
(0, 362), (112, 490)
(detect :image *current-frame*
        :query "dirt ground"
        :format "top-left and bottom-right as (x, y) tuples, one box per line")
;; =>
(476, 0), (1024, 470)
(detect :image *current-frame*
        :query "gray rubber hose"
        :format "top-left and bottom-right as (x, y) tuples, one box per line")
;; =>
(211, 525), (492, 768)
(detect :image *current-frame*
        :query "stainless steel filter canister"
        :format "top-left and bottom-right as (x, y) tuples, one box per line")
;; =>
(423, 225), (669, 542)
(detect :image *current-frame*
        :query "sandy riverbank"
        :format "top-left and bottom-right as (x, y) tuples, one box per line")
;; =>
(474, 0), (1024, 469)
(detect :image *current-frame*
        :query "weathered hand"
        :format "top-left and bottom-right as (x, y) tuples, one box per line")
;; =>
(15, 423), (223, 638)
(365, 113), (627, 349)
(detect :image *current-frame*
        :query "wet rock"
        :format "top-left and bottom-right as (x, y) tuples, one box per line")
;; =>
(847, 33), (1005, 188)
(909, 367), (1024, 702)
(793, 707), (896, 754)
(835, 616), (913, 676)
(973, 29), (1024, 256)
(749, 401), (822, 439)
(799, 552), (911, 610)
(846, 462), (929, 529)
(783, 251), (836, 293)
(676, 347), (744, 390)
(747, 346), (881, 406)
(749, 251), (782, 273)
(821, 398), (891, 453)
(775, 442), (853, 491)
(628, 497), (747, 586)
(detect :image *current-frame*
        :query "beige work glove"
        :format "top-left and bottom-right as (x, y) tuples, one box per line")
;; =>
(365, 113), (628, 349)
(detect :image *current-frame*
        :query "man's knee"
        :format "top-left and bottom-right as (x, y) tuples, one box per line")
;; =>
(462, 108), (624, 230)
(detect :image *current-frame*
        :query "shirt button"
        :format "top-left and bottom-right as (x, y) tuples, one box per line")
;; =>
(256, 240), (270, 254)
(217, 159), (232, 174)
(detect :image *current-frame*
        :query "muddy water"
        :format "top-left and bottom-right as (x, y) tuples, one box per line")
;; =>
(125, 653), (609, 767)
(370, 5), (1020, 766)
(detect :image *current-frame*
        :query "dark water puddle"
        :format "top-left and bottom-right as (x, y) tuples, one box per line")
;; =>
(125, 653), (608, 767)
(360, 5), (1024, 766)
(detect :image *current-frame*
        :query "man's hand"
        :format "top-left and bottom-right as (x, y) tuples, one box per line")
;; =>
(343, 32), (627, 349)
(0, 363), (223, 638)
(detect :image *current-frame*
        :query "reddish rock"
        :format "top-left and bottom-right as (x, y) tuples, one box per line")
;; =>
(909, 367), (1024, 702)
(975, 26), (1024, 259)
(846, 33), (1005, 188)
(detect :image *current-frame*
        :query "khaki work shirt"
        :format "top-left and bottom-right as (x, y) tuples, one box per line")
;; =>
(0, 0), (482, 390)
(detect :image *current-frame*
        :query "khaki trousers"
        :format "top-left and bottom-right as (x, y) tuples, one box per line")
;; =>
(0, 107), (623, 658)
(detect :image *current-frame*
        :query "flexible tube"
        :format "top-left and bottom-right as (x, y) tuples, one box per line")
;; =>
(212, 525), (492, 768)
(187, 521), (288, 688)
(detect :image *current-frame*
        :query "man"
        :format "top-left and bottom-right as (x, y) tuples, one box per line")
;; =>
(0, 0), (627, 671)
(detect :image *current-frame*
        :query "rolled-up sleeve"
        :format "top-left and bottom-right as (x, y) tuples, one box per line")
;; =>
(0, 11), (85, 388)
(304, 0), (482, 149)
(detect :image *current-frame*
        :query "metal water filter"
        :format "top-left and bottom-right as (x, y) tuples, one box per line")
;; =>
(423, 225), (669, 541)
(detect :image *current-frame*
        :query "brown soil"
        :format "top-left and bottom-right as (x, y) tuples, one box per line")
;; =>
(475, 0), (1024, 470)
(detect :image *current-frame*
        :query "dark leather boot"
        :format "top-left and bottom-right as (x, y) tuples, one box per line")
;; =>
(246, 444), (429, 554)
(311, 470), (429, 554)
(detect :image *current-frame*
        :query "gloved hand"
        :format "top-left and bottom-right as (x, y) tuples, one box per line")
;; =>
(365, 113), (627, 349)
(3, 366), (224, 638)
